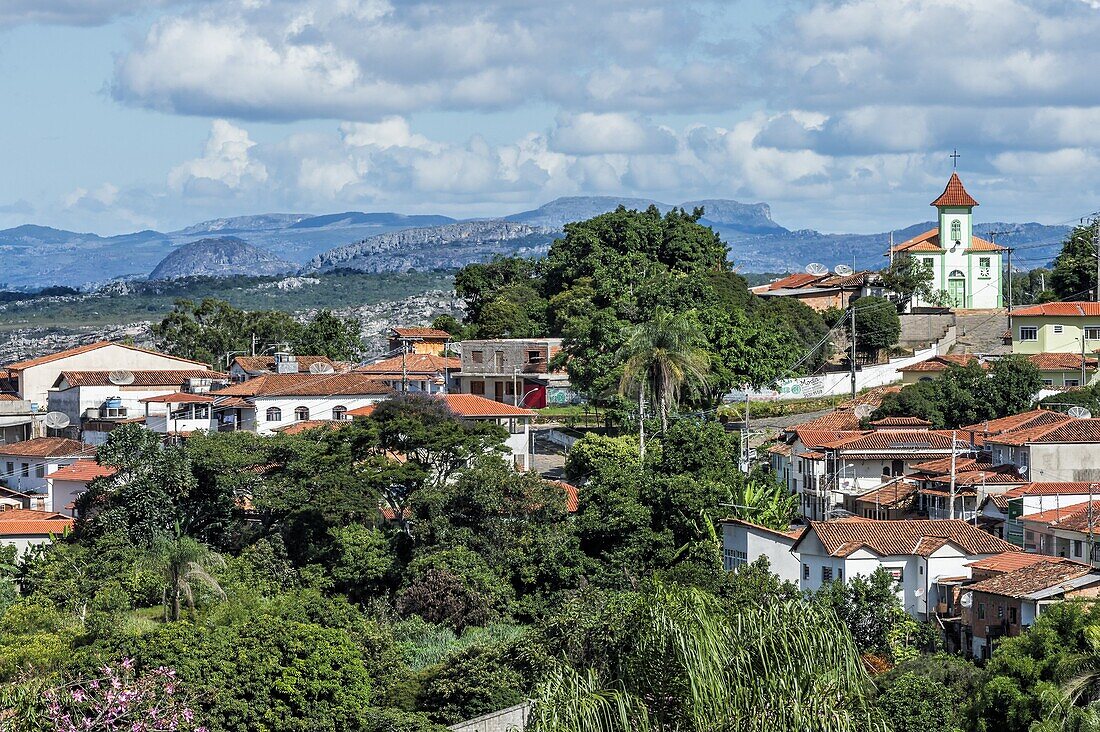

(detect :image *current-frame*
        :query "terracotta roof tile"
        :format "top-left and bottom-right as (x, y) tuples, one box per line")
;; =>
(440, 393), (534, 417)
(853, 480), (919, 509)
(214, 373), (392, 398)
(0, 508), (73, 536)
(898, 354), (983, 373)
(763, 273), (828, 291)
(271, 419), (351, 435)
(6, 342), (207, 371)
(889, 228), (1004, 255)
(58, 370), (226, 388)
(967, 558), (1093, 598)
(1001, 482), (1100, 499)
(356, 354), (461, 375)
(869, 416), (933, 428)
(968, 552), (1060, 574)
(987, 417), (1100, 446)
(230, 355), (336, 374)
(1020, 501), (1100, 532)
(390, 327), (452, 338)
(767, 443), (793, 456)
(821, 429), (963, 452)
(793, 428), (861, 449)
(1026, 353), (1099, 370)
(550, 480), (579, 512)
(1012, 302), (1100, 317)
(0, 438), (95, 458)
(931, 173), (979, 208)
(139, 392), (216, 404)
(961, 409), (1071, 436)
(48, 459), (116, 482)
(795, 411), (863, 431)
(347, 404), (376, 418)
(797, 518), (1017, 558)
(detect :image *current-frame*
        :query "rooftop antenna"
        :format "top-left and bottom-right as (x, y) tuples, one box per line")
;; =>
(806, 262), (828, 276)
(108, 370), (135, 386)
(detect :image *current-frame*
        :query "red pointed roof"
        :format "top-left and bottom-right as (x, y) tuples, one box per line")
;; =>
(931, 172), (979, 208)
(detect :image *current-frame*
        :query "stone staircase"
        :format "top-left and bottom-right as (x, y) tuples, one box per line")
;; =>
(953, 309), (1011, 355)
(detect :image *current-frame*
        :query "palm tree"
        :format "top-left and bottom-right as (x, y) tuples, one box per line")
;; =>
(618, 309), (711, 444)
(150, 533), (225, 621)
(528, 582), (885, 732)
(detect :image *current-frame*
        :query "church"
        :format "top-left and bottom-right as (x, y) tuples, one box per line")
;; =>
(888, 173), (1004, 310)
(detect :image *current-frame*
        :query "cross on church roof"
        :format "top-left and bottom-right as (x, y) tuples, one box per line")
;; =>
(950, 149), (961, 169)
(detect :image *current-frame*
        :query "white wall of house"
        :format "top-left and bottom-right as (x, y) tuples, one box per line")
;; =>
(16, 346), (204, 410)
(721, 521), (802, 583)
(48, 385), (183, 424)
(0, 455), (81, 495)
(250, 394), (388, 434)
(0, 534), (60, 557)
(49, 478), (88, 515)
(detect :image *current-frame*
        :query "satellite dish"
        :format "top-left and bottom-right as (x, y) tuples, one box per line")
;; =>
(834, 264), (854, 276)
(44, 411), (70, 429)
(1069, 406), (1093, 419)
(806, 262), (829, 276)
(108, 369), (135, 386)
(1018, 465), (1029, 475)
(959, 591), (973, 609)
(914, 588), (924, 597)
(854, 404), (875, 420)
(308, 362), (335, 374)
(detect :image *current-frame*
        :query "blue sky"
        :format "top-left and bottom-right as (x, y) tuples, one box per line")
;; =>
(2, 0), (1099, 235)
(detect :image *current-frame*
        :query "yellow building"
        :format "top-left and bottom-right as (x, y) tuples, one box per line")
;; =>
(1011, 303), (1100, 356)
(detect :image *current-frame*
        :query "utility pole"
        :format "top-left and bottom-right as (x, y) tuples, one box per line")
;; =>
(850, 305), (857, 399)
(948, 430), (958, 521)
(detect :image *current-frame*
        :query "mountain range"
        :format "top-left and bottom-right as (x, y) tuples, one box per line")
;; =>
(0, 198), (1071, 289)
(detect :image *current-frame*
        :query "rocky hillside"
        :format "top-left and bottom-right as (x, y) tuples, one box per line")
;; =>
(304, 220), (556, 273)
(150, 237), (294, 280)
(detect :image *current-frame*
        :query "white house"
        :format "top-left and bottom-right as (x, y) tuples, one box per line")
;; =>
(0, 437), (96, 496)
(0, 509), (74, 556)
(986, 416), (1100, 482)
(46, 459), (116, 516)
(719, 519), (804, 584)
(888, 172), (1004, 310)
(4, 341), (212, 412)
(212, 373), (393, 435)
(141, 393), (218, 437)
(228, 353), (340, 382)
(791, 518), (1018, 619)
(48, 368), (229, 442)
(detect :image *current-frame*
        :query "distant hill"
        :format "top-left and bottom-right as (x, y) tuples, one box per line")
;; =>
(305, 221), (555, 273)
(0, 197), (1074, 289)
(290, 212), (456, 229)
(149, 237), (294, 280)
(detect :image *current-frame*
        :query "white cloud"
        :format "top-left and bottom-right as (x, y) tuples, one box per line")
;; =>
(63, 183), (119, 210)
(550, 113), (676, 155)
(168, 119), (268, 193)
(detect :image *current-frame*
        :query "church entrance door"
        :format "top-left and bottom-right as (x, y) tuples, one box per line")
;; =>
(947, 271), (966, 308)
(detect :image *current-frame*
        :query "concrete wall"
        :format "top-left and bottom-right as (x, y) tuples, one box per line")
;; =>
(898, 313), (955, 349)
(449, 702), (530, 732)
(251, 394), (388, 435)
(721, 522), (801, 583)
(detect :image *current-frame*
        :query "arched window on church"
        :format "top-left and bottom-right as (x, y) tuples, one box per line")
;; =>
(950, 219), (961, 243)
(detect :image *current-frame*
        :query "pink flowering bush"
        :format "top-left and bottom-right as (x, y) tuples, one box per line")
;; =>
(42, 660), (205, 732)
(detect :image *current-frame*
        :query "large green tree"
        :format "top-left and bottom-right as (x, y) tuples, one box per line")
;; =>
(1051, 222), (1100, 300)
(849, 295), (901, 359)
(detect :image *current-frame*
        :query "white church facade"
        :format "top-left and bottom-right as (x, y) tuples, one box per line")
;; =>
(889, 173), (1004, 310)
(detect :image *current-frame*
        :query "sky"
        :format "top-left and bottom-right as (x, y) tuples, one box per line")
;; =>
(2, 0), (1100, 236)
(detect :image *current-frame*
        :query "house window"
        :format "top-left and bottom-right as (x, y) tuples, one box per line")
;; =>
(724, 548), (747, 571)
(978, 603), (986, 620)
(20, 463), (28, 477)
(1010, 606), (1018, 625)
(822, 566), (833, 582)
(923, 258), (934, 271)
(1043, 379), (1054, 386)
(470, 381), (485, 395)
(194, 404), (209, 419)
(294, 406), (310, 421)
(1019, 326), (1038, 341)
(266, 407), (282, 422)
(1066, 379), (1080, 388)
(889, 567), (904, 582)
(1053, 324), (1064, 334)
(837, 568), (843, 582)
(997, 605), (1004, 619)
(803, 564), (810, 580)
(526, 350), (542, 363)
(1075, 540), (1083, 557)
(35, 464), (44, 478)
(979, 257), (991, 268)
(950, 219), (962, 243)
(494, 352), (505, 371)
(1086, 327), (1100, 341)
(332, 406), (348, 421)
(4, 462), (11, 476)
(471, 350), (484, 364)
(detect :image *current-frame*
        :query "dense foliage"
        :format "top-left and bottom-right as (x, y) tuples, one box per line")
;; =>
(1051, 222), (1100, 300)
(152, 298), (364, 366)
(872, 358), (1043, 428)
